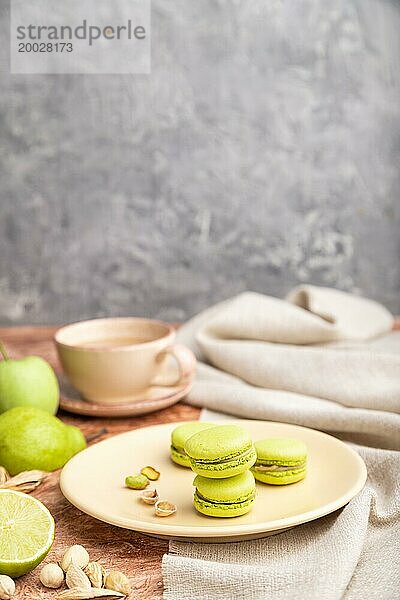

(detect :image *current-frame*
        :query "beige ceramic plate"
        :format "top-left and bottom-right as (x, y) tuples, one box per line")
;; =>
(60, 420), (367, 542)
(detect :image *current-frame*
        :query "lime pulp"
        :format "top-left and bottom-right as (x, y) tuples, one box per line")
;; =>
(0, 489), (55, 577)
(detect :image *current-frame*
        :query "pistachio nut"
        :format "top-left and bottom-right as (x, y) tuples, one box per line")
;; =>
(40, 563), (65, 588)
(125, 474), (149, 489)
(60, 545), (90, 572)
(140, 466), (160, 481)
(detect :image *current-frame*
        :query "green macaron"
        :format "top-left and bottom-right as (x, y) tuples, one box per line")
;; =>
(251, 438), (307, 485)
(170, 422), (215, 467)
(184, 424), (257, 478)
(193, 471), (256, 517)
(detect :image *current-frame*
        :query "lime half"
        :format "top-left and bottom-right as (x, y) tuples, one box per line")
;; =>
(0, 489), (55, 577)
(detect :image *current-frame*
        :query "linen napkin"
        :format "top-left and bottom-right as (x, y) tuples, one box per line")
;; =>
(176, 286), (400, 449)
(162, 286), (400, 599)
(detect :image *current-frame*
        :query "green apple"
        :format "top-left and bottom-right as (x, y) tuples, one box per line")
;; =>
(0, 341), (59, 415)
(0, 406), (87, 474)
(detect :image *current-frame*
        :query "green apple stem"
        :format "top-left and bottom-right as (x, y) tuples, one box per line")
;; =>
(0, 340), (9, 361)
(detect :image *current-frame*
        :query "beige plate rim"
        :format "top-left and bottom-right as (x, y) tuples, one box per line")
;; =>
(60, 420), (367, 539)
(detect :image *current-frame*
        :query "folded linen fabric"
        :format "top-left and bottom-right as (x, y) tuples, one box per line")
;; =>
(163, 440), (400, 600)
(176, 286), (400, 449)
(163, 286), (400, 600)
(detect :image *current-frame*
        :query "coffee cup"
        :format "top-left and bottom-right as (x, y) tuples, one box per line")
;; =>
(54, 317), (196, 405)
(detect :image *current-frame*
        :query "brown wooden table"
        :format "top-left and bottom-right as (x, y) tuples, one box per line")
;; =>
(0, 327), (200, 600)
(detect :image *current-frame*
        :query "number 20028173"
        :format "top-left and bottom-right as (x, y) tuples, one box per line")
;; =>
(18, 42), (73, 52)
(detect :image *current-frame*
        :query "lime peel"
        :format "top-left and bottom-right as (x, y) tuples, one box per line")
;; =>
(0, 489), (55, 577)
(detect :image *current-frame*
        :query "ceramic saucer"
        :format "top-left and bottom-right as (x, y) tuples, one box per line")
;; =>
(58, 370), (194, 418)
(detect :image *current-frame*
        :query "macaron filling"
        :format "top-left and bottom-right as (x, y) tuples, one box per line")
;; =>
(195, 489), (255, 507)
(189, 444), (255, 465)
(170, 444), (185, 456)
(253, 462), (306, 472)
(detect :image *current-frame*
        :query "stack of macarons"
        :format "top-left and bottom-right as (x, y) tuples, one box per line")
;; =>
(170, 422), (308, 518)
(171, 422), (257, 517)
(170, 421), (216, 467)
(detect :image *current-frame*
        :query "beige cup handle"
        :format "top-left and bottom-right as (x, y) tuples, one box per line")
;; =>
(154, 344), (196, 387)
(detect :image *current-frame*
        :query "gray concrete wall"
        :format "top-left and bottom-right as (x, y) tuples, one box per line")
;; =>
(0, 0), (399, 325)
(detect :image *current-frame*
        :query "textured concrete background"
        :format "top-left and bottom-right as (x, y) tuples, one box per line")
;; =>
(0, 0), (399, 325)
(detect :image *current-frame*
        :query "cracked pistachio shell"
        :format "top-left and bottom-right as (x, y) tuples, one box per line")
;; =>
(57, 589), (124, 599)
(0, 575), (15, 600)
(154, 500), (177, 517)
(0, 467), (10, 486)
(140, 489), (159, 504)
(66, 563), (91, 590)
(104, 571), (131, 596)
(84, 562), (105, 588)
